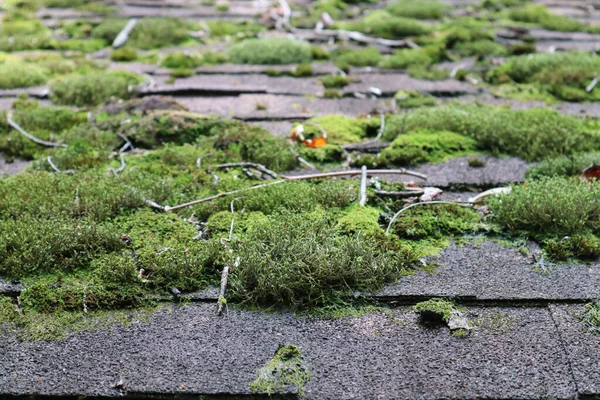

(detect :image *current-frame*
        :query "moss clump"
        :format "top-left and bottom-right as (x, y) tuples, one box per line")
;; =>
(292, 64), (313, 77)
(298, 115), (380, 145)
(580, 301), (600, 333)
(508, 4), (583, 32)
(387, 0), (448, 20)
(160, 52), (203, 69)
(299, 144), (344, 163)
(333, 46), (382, 69)
(229, 211), (418, 308)
(130, 18), (199, 49)
(384, 104), (596, 162)
(454, 39), (507, 60)
(395, 90), (437, 108)
(0, 62), (47, 89)
(378, 48), (432, 69)
(544, 235), (600, 261)
(414, 298), (455, 323)
(228, 38), (312, 65)
(91, 18), (127, 43)
(50, 70), (143, 106)
(526, 154), (600, 180)
(407, 65), (449, 81)
(110, 47), (138, 62)
(467, 157), (486, 168)
(203, 20), (263, 37)
(487, 52), (600, 102)
(337, 205), (384, 237)
(339, 11), (431, 39)
(250, 344), (310, 395)
(491, 177), (600, 236)
(169, 68), (193, 79)
(388, 204), (484, 239)
(381, 130), (478, 166)
(320, 74), (351, 88)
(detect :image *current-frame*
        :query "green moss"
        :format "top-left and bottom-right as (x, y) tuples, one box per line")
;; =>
(310, 45), (330, 60)
(0, 303), (156, 341)
(384, 104), (596, 162)
(339, 11), (431, 39)
(395, 90), (437, 108)
(292, 63), (313, 77)
(508, 4), (583, 32)
(229, 211), (419, 309)
(130, 18), (199, 49)
(324, 89), (343, 98)
(299, 115), (380, 145)
(91, 18), (127, 43)
(388, 204), (485, 240)
(454, 39), (507, 59)
(333, 46), (382, 69)
(169, 68), (193, 78)
(337, 205), (384, 237)
(228, 38), (312, 65)
(53, 38), (106, 53)
(407, 65), (449, 81)
(206, 210), (268, 237)
(544, 235), (600, 261)
(320, 74), (351, 88)
(0, 62), (47, 88)
(387, 0), (448, 20)
(50, 70), (143, 106)
(414, 298), (455, 323)
(111, 47), (138, 62)
(489, 177), (600, 238)
(580, 301), (600, 333)
(160, 52), (203, 69)
(381, 130), (478, 166)
(204, 20), (263, 37)
(487, 52), (600, 102)
(467, 157), (486, 168)
(298, 144), (344, 163)
(250, 345), (310, 395)
(526, 153), (600, 180)
(378, 48), (432, 69)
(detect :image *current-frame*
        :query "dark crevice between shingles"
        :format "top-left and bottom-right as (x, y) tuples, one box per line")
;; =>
(1, 394), (297, 400)
(547, 306), (581, 399)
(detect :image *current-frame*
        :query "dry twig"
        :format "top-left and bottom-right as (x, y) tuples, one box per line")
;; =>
(7, 113), (67, 148)
(215, 162), (278, 179)
(113, 18), (137, 48)
(359, 165), (368, 206)
(47, 156), (75, 174)
(117, 132), (133, 153)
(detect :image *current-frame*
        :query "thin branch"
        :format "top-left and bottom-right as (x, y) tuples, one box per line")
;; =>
(215, 162), (278, 179)
(283, 169), (427, 181)
(164, 169), (427, 211)
(117, 132), (133, 153)
(216, 257), (239, 316)
(109, 153), (127, 177)
(228, 199), (236, 242)
(123, 185), (165, 211)
(586, 77), (598, 93)
(7, 112), (67, 148)
(386, 201), (474, 235)
(113, 18), (137, 48)
(289, 147), (318, 171)
(374, 112), (385, 141)
(374, 189), (424, 198)
(359, 165), (368, 206)
(300, 28), (418, 48)
(164, 180), (286, 211)
(47, 156), (75, 174)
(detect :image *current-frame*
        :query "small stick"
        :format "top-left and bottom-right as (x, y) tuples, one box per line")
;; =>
(197, 153), (212, 169)
(7, 113), (67, 148)
(123, 185), (165, 210)
(164, 169), (427, 211)
(359, 165), (368, 206)
(586, 77), (598, 93)
(374, 189), (425, 198)
(289, 147), (318, 171)
(284, 169), (427, 181)
(109, 154), (127, 177)
(386, 201), (474, 235)
(165, 180), (285, 212)
(117, 132), (133, 153)
(113, 18), (137, 48)
(228, 199), (235, 242)
(47, 156), (75, 174)
(217, 257), (239, 316)
(374, 112), (385, 141)
(215, 162), (278, 179)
